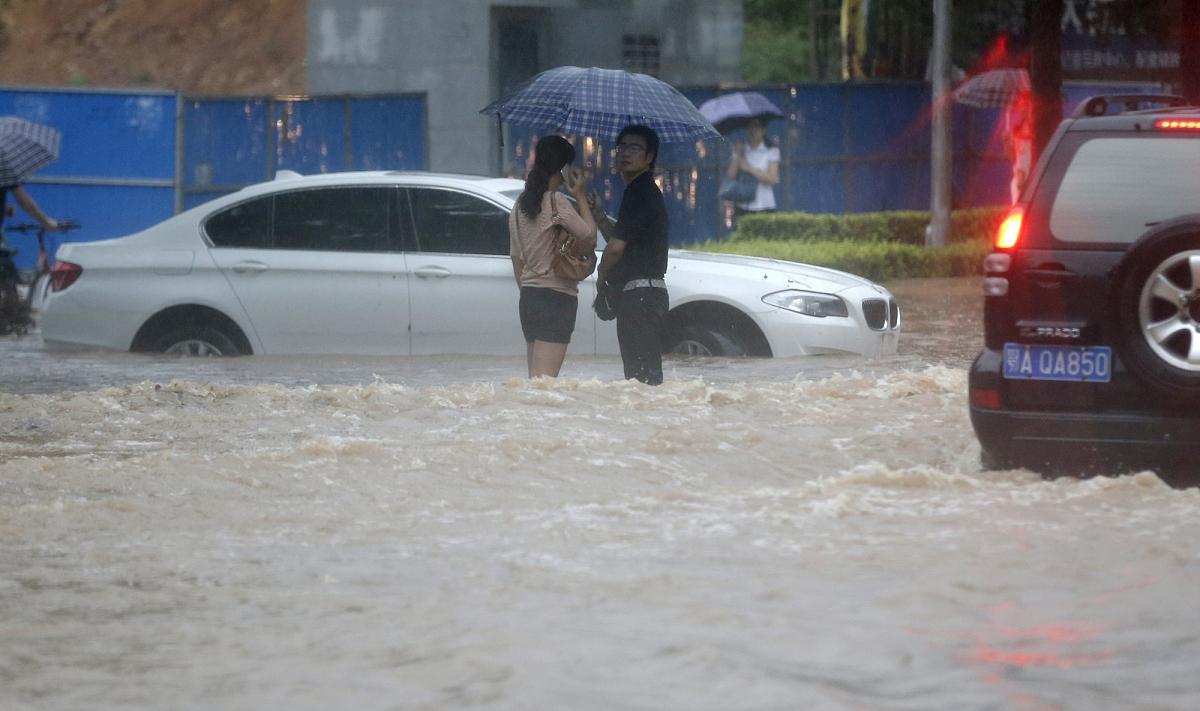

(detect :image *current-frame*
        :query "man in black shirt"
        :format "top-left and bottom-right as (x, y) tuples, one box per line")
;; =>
(593, 125), (669, 385)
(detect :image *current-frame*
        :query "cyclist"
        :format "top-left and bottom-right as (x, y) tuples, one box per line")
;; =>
(1, 183), (60, 331)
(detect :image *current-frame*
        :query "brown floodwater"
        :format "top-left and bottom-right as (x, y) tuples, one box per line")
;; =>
(2, 277), (1197, 711)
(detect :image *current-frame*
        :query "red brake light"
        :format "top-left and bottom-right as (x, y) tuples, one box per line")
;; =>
(970, 387), (1001, 410)
(995, 207), (1024, 250)
(1155, 119), (1200, 130)
(50, 261), (82, 292)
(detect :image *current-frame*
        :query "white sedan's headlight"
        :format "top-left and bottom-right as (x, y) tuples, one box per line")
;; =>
(762, 289), (849, 318)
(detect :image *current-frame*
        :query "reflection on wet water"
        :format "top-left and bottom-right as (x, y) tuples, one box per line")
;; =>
(2, 277), (1199, 711)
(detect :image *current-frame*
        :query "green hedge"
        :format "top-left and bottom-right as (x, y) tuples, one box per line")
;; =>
(730, 206), (1008, 246)
(688, 238), (993, 282)
(686, 206), (1006, 280)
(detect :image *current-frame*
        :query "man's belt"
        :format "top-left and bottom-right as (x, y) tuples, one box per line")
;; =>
(622, 278), (665, 291)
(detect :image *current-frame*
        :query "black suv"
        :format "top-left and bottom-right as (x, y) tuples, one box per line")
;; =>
(970, 94), (1200, 479)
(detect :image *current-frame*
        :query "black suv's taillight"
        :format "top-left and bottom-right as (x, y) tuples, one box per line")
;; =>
(982, 251), (1013, 350)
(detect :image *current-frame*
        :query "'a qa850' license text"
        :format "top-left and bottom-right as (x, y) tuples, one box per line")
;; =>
(1002, 343), (1112, 383)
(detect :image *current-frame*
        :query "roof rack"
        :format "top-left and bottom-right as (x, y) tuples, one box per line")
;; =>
(1071, 94), (1189, 118)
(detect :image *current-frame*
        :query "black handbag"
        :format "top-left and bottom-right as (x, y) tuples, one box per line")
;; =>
(718, 170), (758, 203)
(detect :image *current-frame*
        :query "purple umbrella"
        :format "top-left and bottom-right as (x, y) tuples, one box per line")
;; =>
(697, 91), (785, 134)
(480, 65), (720, 143)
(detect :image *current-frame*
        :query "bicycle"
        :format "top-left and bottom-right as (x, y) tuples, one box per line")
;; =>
(0, 219), (80, 335)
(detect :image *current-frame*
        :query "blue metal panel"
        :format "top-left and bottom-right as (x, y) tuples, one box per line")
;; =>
(845, 83), (929, 156)
(0, 88), (175, 180)
(784, 163), (846, 215)
(270, 97), (348, 175)
(349, 96), (426, 170)
(846, 157), (927, 213)
(183, 98), (272, 188)
(182, 94), (429, 203)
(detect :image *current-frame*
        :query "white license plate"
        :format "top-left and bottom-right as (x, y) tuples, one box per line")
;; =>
(1003, 343), (1112, 383)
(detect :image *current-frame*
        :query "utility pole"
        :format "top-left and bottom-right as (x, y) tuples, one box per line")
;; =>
(927, 0), (952, 248)
(1183, 0), (1200, 104)
(1030, 0), (1063, 166)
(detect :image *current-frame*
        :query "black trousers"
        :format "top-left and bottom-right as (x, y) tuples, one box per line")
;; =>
(615, 286), (668, 385)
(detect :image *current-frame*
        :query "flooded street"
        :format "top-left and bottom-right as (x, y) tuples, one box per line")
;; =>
(2, 277), (1198, 710)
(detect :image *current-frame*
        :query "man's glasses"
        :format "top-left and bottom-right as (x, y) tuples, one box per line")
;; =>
(614, 143), (646, 154)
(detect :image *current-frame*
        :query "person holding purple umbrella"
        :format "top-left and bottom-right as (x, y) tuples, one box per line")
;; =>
(726, 117), (780, 217)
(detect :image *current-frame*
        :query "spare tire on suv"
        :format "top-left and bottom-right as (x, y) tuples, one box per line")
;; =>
(1107, 215), (1200, 405)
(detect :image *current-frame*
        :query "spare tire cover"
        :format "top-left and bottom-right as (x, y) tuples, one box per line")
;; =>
(1107, 214), (1200, 403)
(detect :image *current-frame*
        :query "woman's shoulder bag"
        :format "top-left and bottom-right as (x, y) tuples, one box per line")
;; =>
(548, 193), (597, 282)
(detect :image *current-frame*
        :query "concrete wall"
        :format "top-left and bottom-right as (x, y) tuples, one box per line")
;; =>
(308, 0), (741, 176)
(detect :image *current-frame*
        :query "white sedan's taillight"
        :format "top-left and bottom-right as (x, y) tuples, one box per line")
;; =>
(50, 261), (82, 291)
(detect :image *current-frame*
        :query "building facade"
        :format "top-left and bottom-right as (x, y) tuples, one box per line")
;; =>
(308, 0), (742, 175)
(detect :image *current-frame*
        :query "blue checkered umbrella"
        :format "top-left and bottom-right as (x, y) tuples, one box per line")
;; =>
(481, 66), (720, 143)
(697, 91), (785, 134)
(0, 117), (60, 186)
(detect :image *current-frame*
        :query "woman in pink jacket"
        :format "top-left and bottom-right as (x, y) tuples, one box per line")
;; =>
(508, 135), (596, 377)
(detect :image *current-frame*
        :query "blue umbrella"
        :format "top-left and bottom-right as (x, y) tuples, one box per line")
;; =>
(697, 91), (785, 134)
(481, 66), (720, 143)
(0, 117), (60, 186)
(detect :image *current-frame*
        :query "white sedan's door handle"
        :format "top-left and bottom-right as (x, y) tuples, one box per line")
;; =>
(413, 266), (452, 279)
(231, 260), (269, 274)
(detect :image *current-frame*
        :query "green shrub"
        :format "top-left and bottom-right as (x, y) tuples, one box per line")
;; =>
(687, 238), (993, 281)
(732, 206), (1007, 246)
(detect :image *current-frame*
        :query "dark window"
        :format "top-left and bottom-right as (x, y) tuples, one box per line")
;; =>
(205, 197), (271, 248)
(406, 188), (510, 256)
(1049, 136), (1200, 244)
(272, 187), (390, 252)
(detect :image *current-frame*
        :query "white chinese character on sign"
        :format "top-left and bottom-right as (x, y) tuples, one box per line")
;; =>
(1062, 0), (1085, 34)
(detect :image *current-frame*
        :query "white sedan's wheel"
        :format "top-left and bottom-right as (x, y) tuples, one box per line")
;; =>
(165, 339), (224, 356)
(668, 325), (745, 357)
(155, 326), (241, 357)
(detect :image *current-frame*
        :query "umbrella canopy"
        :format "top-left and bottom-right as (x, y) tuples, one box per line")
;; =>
(0, 117), (60, 186)
(697, 91), (785, 134)
(481, 66), (720, 143)
(953, 68), (1030, 109)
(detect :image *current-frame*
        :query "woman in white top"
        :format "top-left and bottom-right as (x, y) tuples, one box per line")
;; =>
(727, 117), (781, 215)
(508, 135), (596, 378)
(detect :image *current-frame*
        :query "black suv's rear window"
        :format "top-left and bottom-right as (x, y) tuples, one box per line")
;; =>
(1049, 136), (1200, 244)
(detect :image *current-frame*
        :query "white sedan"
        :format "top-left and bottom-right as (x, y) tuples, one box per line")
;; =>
(40, 171), (900, 358)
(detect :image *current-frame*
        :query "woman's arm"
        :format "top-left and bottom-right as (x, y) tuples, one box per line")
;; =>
(555, 187), (597, 250)
(760, 158), (780, 186)
(741, 151), (781, 185)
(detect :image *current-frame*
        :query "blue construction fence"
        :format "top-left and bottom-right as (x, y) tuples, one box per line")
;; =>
(2, 80), (1170, 268)
(0, 86), (427, 268)
(505, 80), (1169, 245)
